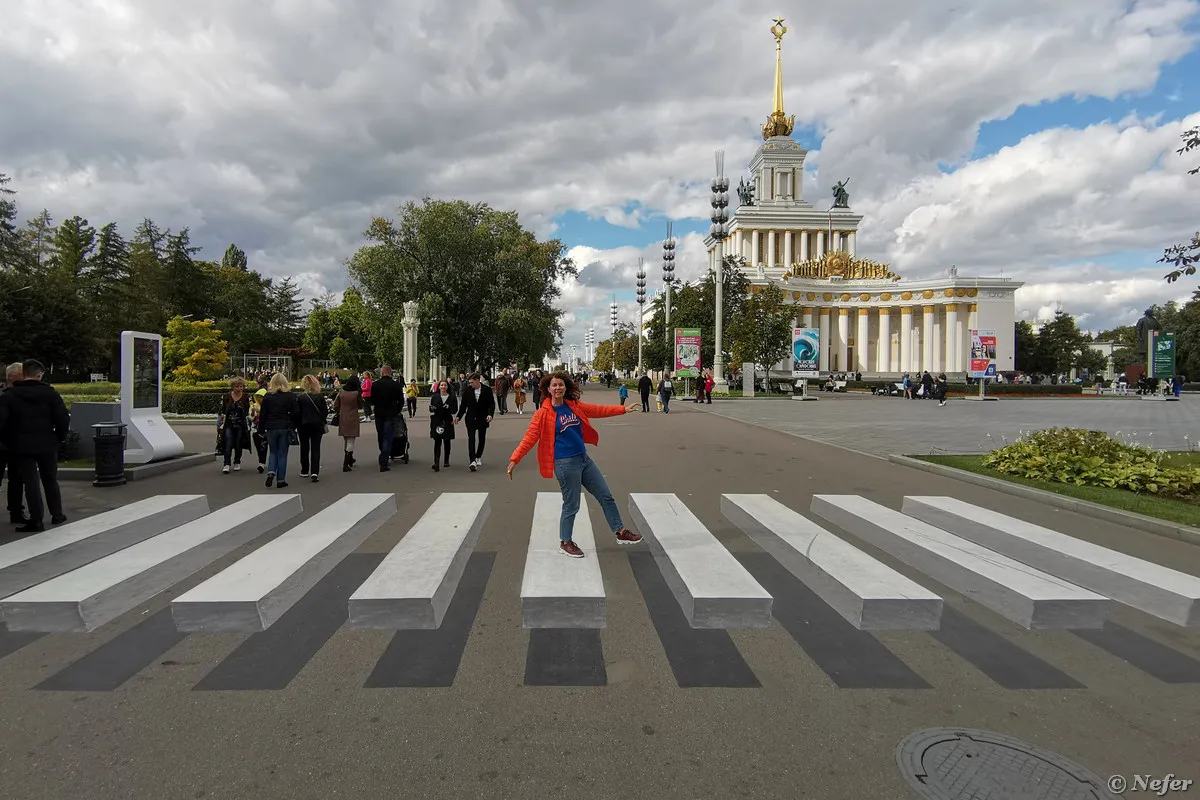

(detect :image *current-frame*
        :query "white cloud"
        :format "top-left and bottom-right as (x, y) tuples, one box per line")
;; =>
(1, 0), (1198, 354)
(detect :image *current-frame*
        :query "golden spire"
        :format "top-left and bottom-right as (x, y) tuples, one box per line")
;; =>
(762, 17), (796, 140)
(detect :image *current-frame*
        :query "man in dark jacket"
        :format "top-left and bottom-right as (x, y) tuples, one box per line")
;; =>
(637, 372), (653, 413)
(0, 359), (70, 532)
(456, 372), (495, 472)
(0, 362), (28, 524)
(370, 365), (405, 471)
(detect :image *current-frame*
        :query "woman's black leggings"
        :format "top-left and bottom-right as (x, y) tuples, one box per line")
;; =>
(434, 438), (451, 464)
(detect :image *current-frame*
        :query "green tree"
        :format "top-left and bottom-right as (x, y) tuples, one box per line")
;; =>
(51, 215), (97, 279)
(0, 268), (97, 368)
(126, 218), (169, 332)
(208, 262), (272, 356)
(0, 173), (27, 270)
(1032, 310), (1097, 374)
(266, 276), (305, 349)
(221, 243), (248, 271)
(348, 198), (575, 372)
(23, 209), (55, 271)
(164, 228), (209, 319)
(84, 222), (131, 371)
(1161, 126), (1199, 283)
(163, 316), (229, 383)
(642, 256), (752, 371)
(728, 283), (793, 391)
(1014, 320), (1037, 372)
(328, 336), (356, 369)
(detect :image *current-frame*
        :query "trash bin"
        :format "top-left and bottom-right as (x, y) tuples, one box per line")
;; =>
(93, 422), (127, 487)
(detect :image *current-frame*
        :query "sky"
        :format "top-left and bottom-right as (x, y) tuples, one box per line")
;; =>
(2, 0), (1199, 359)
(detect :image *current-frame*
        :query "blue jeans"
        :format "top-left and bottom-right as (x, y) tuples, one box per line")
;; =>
(223, 425), (244, 466)
(659, 393), (670, 412)
(554, 453), (623, 542)
(266, 429), (291, 481)
(377, 417), (398, 467)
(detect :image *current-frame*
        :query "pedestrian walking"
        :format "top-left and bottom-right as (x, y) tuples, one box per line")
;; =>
(429, 379), (457, 471)
(361, 371), (374, 421)
(218, 377), (251, 473)
(297, 374), (328, 482)
(258, 372), (299, 488)
(456, 373), (495, 472)
(637, 372), (652, 412)
(335, 375), (362, 472)
(507, 372), (642, 558)
(658, 374), (674, 413)
(0, 362), (27, 524)
(405, 380), (419, 418)
(704, 371), (714, 403)
(370, 366), (405, 472)
(618, 382), (628, 406)
(0, 359), (70, 532)
(513, 375), (527, 414)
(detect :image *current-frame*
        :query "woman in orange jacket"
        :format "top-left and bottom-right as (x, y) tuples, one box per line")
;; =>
(507, 371), (643, 558)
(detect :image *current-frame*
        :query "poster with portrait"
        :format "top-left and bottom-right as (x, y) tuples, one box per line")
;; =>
(969, 329), (997, 378)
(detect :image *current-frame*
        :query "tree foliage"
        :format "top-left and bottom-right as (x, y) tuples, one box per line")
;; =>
(593, 323), (639, 372)
(163, 316), (230, 384)
(641, 255), (752, 371)
(1162, 126), (1200, 283)
(348, 198), (575, 372)
(0, 173), (304, 373)
(728, 283), (793, 381)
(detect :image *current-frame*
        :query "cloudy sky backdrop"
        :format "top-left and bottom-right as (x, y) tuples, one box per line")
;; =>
(3, 0), (1199, 355)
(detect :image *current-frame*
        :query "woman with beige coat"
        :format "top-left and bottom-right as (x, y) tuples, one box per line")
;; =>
(335, 374), (362, 472)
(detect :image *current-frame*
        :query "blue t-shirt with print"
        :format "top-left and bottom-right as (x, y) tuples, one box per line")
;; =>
(552, 402), (586, 459)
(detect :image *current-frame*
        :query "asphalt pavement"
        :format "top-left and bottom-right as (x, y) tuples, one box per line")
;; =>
(1, 388), (1198, 799)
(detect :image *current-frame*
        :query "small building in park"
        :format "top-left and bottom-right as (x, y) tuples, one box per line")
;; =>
(703, 19), (1021, 377)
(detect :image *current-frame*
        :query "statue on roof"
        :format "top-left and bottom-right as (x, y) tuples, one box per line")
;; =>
(832, 179), (850, 209)
(737, 177), (755, 207)
(1134, 307), (1161, 357)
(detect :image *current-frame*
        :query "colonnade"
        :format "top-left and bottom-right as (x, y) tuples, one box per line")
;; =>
(800, 302), (978, 375)
(730, 228), (857, 267)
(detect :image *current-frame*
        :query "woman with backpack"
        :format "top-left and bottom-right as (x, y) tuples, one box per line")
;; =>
(657, 373), (674, 413)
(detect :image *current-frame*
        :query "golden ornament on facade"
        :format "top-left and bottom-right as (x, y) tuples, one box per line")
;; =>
(901, 291), (912, 300)
(792, 291), (802, 300)
(840, 293), (851, 302)
(781, 250), (900, 281)
(955, 288), (966, 297)
(922, 290), (934, 299)
(966, 288), (978, 297)
(880, 292), (892, 301)
(943, 289), (954, 298)
(823, 293), (833, 301)
(859, 293), (870, 301)
(806, 292), (816, 301)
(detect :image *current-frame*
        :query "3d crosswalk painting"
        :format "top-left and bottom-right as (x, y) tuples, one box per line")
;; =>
(1, 489), (1198, 693)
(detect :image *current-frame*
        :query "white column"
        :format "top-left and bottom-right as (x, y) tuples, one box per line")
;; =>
(802, 306), (814, 329)
(900, 308), (913, 372)
(922, 305), (934, 372)
(946, 304), (959, 373)
(816, 231), (825, 259)
(766, 230), (776, 269)
(847, 231), (856, 256)
(818, 309), (831, 372)
(856, 307), (870, 372)
(837, 309), (850, 373)
(402, 300), (420, 383)
(783, 231), (793, 269)
(751, 230), (760, 266)
(968, 302), (978, 331)
(799, 231), (809, 261)
(878, 308), (891, 373)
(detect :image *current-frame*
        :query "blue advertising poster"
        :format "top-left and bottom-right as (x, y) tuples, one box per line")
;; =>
(792, 328), (820, 377)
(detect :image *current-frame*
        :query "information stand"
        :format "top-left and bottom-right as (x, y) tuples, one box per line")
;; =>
(120, 331), (185, 464)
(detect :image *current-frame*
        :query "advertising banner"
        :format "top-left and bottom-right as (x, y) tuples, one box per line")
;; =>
(1153, 331), (1176, 378)
(969, 329), (997, 378)
(792, 327), (820, 377)
(674, 328), (701, 378)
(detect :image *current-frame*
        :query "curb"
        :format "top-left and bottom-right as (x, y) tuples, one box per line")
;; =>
(59, 452), (216, 482)
(888, 454), (1200, 547)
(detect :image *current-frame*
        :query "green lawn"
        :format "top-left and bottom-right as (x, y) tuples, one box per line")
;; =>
(918, 453), (1200, 528)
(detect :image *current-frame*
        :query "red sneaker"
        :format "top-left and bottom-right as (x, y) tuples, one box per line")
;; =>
(614, 529), (642, 545)
(560, 540), (584, 558)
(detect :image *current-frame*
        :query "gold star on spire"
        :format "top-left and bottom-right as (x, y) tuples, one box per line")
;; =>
(762, 17), (795, 140)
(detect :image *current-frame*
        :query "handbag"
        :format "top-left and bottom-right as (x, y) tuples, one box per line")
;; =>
(290, 430), (300, 446)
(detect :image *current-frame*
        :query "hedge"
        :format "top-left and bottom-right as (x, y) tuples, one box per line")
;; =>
(844, 381), (1082, 396)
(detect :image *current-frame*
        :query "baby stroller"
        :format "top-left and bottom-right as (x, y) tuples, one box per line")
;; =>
(389, 414), (410, 464)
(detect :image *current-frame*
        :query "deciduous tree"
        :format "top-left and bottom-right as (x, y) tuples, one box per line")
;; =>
(164, 316), (229, 384)
(1162, 126), (1200, 283)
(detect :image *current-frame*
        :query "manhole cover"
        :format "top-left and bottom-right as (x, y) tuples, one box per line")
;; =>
(896, 727), (1116, 799)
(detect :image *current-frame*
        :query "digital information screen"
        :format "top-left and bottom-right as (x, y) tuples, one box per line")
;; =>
(132, 336), (160, 409)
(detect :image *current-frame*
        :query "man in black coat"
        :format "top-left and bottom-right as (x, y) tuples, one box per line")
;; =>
(0, 359), (70, 532)
(0, 362), (28, 524)
(637, 372), (653, 412)
(370, 365), (406, 471)
(455, 372), (495, 472)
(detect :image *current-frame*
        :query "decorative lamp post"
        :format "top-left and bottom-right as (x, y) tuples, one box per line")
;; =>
(609, 297), (618, 373)
(636, 257), (647, 373)
(711, 150), (731, 392)
(662, 221), (675, 363)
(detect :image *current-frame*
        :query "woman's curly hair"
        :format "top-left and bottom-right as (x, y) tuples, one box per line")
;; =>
(539, 371), (581, 402)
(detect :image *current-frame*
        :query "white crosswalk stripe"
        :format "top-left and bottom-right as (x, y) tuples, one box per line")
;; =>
(171, 493), (395, 632)
(721, 493), (943, 630)
(0, 495), (209, 599)
(348, 493), (489, 630)
(903, 496), (1200, 627)
(521, 492), (605, 629)
(629, 493), (773, 628)
(0, 494), (301, 632)
(812, 494), (1111, 630)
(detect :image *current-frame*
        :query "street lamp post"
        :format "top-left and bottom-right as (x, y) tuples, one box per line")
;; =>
(711, 150), (731, 392)
(609, 298), (618, 373)
(636, 257), (647, 373)
(662, 222), (675, 368)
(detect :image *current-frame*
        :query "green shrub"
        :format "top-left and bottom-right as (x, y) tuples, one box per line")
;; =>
(983, 428), (1200, 497)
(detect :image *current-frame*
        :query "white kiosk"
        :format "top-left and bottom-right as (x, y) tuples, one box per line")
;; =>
(120, 331), (185, 464)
